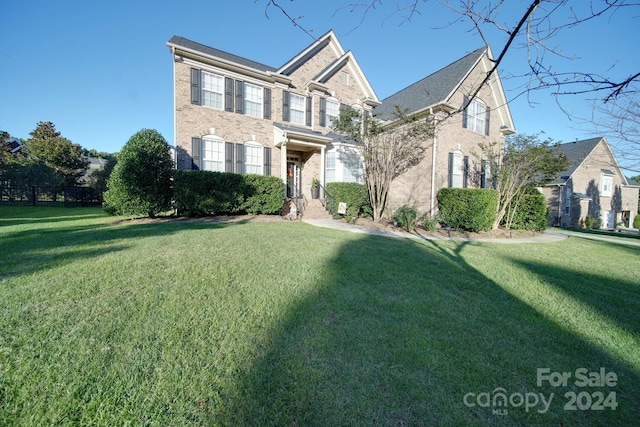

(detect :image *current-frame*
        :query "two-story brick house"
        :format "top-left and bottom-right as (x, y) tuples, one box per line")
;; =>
(168, 31), (378, 207)
(167, 31), (515, 217)
(539, 137), (639, 229)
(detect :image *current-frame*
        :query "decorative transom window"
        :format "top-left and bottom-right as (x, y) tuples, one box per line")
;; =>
(326, 99), (340, 125)
(289, 93), (306, 124)
(244, 83), (263, 118)
(451, 151), (463, 188)
(202, 72), (224, 109)
(244, 142), (263, 174)
(467, 99), (486, 134)
(202, 137), (224, 172)
(602, 175), (613, 197)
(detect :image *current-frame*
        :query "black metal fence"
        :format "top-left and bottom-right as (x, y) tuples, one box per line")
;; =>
(0, 184), (103, 207)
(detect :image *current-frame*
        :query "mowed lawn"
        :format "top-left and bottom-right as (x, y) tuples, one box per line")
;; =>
(0, 206), (638, 426)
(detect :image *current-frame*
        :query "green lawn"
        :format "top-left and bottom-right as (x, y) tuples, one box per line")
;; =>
(0, 206), (638, 426)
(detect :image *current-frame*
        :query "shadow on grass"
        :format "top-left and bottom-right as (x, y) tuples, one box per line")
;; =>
(229, 233), (639, 426)
(0, 211), (259, 280)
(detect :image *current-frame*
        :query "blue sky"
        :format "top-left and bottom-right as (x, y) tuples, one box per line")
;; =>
(1, 0), (638, 170)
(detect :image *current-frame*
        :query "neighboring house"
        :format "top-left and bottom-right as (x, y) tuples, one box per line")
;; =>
(78, 157), (107, 185)
(539, 137), (639, 229)
(373, 46), (515, 215)
(167, 31), (515, 216)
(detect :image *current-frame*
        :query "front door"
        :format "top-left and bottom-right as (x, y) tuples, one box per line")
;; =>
(286, 162), (301, 198)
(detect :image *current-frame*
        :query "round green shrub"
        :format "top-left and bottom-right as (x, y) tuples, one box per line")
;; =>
(103, 129), (173, 217)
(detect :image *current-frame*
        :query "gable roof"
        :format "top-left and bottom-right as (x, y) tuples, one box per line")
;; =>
(374, 47), (486, 121)
(167, 36), (277, 73)
(549, 137), (629, 185)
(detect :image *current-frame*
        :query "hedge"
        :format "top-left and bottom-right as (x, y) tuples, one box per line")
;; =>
(437, 188), (498, 232)
(173, 170), (283, 216)
(505, 189), (548, 230)
(325, 182), (372, 219)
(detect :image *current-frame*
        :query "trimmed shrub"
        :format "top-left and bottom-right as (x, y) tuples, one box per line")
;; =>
(103, 129), (173, 217)
(582, 215), (602, 230)
(505, 188), (548, 230)
(325, 182), (372, 219)
(420, 214), (439, 231)
(173, 170), (283, 216)
(437, 188), (498, 232)
(394, 205), (418, 232)
(634, 214), (640, 229)
(241, 174), (285, 214)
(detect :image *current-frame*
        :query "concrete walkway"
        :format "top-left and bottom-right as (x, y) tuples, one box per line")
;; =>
(303, 218), (568, 244)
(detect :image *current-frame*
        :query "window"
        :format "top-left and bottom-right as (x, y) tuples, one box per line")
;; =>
(289, 93), (306, 124)
(244, 83), (263, 118)
(326, 150), (336, 183)
(450, 152), (464, 188)
(244, 143), (263, 174)
(602, 175), (613, 197)
(326, 99), (339, 125)
(467, 99), (486, 134)
(202, 71), (224, 109)
(202, 137), (224, 171)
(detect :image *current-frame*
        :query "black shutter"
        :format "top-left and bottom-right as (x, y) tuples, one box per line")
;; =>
(235, 143), (244, 174)
(463, 156), (469, 188)
(190, 68), (201, 105)
(448, 152), (454, 188)
(305, 96), (312, 126)
(192, 137), (201, 170)
(225, 142), (234, 173)
(462, 95), (469, 129)
(225, 77), (234, 112)
(264, 87), (271, 120)
(485, 106), (491, 136)
(319, 97), (327, 127)
(263, 147), (271, 176)
(282, 90), (290, 122)
(235, 80), (244, 114)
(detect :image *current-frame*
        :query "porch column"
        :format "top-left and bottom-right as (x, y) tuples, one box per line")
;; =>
(320, 145), (325, 199)
(281, 141), (288, 197)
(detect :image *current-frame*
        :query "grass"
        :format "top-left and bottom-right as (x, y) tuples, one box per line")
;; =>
(0, 205), (638, 426)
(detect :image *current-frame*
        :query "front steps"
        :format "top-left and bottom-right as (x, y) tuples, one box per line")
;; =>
(301, 198), (333, 220)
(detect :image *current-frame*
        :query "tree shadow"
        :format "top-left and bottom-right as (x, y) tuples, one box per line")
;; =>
(228, 234), (639, 425)
(586, 179), (601, 219)
(0, 212), (255, 280)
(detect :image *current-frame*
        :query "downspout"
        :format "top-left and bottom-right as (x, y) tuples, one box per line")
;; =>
(429, 107), (437, 217)
(171, 46), (177, 168)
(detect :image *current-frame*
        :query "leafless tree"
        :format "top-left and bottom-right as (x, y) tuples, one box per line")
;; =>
(257, 0), (640, 165)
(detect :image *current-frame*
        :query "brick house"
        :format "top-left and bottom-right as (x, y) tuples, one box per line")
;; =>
(167, 31), (515, 217)
(539, 137), (639, 229)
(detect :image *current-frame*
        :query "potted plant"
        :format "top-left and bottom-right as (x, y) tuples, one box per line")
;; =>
(311, 178), (320, 199)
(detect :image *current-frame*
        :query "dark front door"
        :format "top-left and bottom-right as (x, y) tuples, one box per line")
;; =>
(286, 162), (301, 198)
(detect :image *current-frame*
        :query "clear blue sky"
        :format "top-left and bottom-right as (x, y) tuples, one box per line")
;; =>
(1, 0), (638, 170)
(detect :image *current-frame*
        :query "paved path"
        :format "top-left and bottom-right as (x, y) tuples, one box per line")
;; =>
(303, 218), (568, 244)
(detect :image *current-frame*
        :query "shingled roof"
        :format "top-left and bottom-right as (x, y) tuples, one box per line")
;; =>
(168, 36), (277, 73)
(550, 137), (603, 185)
(373, 47), (486, 121)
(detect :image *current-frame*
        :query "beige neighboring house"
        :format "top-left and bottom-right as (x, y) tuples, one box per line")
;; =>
(167, 31), (515, 217)
(539, 137), (639, 229)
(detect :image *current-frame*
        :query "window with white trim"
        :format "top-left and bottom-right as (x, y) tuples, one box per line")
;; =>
(202, 71), (224, 109)
(451, 151), (463, 188)
(244, 83), (263, 118)
(467, 99), (486, 134)
(602, 175), (613, 197)
(289, 93), (306, 125)
(326, 150), (336, 183)
(202, 136), (224, 172)
(326, 99), (339, 125)
(244, 142), (263, 174)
